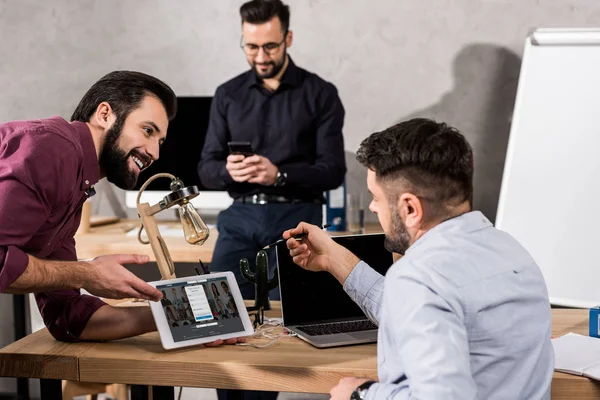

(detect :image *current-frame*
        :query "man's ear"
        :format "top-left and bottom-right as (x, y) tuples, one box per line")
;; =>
(93, 102), (116, 129)
(286, 30), (293, 48)
(398, 192), (424, 229)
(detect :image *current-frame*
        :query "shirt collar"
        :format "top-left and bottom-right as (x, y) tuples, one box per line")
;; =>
(247, 56), (303, 89)
(405, 211), (492, 255)
(72, 121), (100, 195)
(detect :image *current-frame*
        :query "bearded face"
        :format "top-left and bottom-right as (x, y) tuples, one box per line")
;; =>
(384, 205), (411, 255)
(250, 46), (287, 79)
(99, 118), (151, 190)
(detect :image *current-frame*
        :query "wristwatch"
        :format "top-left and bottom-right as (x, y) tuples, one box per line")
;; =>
(273, 170), (287, 187)
(350, 380), (376, 400)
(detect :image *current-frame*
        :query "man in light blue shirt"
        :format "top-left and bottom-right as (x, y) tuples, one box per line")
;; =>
(283, 118), (553, 399)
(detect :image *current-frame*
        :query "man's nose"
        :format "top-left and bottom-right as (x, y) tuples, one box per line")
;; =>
(147, 141), (160, 161)
(255, 47), (269, 63)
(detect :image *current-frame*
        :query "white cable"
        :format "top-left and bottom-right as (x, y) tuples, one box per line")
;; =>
(236, 318), (296, 349)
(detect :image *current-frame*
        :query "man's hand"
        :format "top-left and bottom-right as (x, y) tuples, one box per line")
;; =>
(283, 222), (360, 284)
(225, 154), (278, 185)
(283, 222), (337, 272)
(226, 154), (256, 183)
(330, 377), (373, 400)
(244, 155), (278, 185)
(83, 254), (162, 301)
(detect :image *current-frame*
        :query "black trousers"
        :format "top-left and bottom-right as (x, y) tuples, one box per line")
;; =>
(210, 201), (322, 400)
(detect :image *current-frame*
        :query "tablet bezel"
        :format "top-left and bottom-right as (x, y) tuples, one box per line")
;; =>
(148, 271), (254, 350)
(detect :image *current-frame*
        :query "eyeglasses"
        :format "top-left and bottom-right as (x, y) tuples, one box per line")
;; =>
(240, 32), (287, 56)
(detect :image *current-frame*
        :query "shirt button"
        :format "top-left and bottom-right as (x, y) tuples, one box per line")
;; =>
(85, 180), (89, 185)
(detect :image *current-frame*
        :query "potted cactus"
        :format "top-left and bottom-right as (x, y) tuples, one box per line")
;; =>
(240, 250), (278, 311)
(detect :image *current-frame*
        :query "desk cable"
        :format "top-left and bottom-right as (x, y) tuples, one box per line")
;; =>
(236, 317), (297, 349)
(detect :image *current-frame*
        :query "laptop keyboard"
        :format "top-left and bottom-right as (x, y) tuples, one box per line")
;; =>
(297, 319), (377, 336)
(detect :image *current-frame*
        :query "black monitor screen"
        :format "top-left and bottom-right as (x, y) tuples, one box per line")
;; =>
(276, 233), (393, 326)
(134, 96), (213, 191)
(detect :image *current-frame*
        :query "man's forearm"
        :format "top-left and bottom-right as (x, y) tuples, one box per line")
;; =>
(327, 249), (361, 285)
(79, 304), (156, 341)
(4, 254), (87, 294)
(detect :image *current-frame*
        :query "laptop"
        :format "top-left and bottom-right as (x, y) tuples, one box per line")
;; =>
(276, 233), (393, 348)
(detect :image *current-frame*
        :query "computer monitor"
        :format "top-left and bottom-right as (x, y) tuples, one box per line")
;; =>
(125, 96), (232, 213)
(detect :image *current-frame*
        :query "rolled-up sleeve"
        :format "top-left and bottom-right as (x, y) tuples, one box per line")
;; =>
(343, 261), (385, 324)
(35, 237), (106, 342)
(0, 246), (30, 292)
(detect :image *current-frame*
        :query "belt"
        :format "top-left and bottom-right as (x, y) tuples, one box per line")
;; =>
(234, 193), (323, 205)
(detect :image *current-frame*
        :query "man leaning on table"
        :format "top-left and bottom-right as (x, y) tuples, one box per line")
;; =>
(0, 71), (243, 346)
(284, 118), (554, 399)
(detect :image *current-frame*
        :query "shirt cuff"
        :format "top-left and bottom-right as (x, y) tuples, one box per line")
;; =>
(220, 163), (234, 187)
(365, 382), (408, 400)
(0, 245), (29, 292)
(343, 260), (381, 305)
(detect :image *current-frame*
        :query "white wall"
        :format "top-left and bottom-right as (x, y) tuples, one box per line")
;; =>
(2, 0), (600, 394)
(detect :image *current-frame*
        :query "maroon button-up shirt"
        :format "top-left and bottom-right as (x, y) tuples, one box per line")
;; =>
(0, 117), (106, 342)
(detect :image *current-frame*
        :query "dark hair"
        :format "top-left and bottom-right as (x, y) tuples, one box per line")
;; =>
(211, 283), (219, 296)
(240, 0), (290, 32)
(356, 118), (474, 219)
(70, 70), (177, 123)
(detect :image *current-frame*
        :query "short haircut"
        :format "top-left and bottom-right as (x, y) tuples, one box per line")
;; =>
(240, 0), (290, 32)
(356, 118), (474, 220)
(71, 70), (177, 123)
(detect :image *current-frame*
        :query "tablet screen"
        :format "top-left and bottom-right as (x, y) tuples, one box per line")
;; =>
(156, 276), (245, 343)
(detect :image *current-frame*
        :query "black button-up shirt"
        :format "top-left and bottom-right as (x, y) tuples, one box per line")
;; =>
(198, 57), (346, 200)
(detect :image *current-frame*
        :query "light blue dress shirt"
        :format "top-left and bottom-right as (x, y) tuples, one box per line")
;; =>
(344, 211), (554, 399)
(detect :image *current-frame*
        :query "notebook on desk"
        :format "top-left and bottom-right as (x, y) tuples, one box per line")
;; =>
(553, 332), (600, 380)
(276, 233), (392, 348)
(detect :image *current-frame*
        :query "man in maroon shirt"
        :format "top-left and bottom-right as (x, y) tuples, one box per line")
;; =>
(0, 71), (241, 346)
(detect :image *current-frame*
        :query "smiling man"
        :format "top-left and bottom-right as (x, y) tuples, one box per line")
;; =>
(0, 71), (224, 344)
(199, 0), (346, 302)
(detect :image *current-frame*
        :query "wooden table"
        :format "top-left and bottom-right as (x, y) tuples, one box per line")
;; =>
(1, 301), (377, 399)
(1, 305), (598, 399)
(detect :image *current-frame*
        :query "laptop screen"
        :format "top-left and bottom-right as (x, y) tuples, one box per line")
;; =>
(276, 233), (393, 326)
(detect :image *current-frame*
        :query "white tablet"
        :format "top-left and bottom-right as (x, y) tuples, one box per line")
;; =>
(148, 271), (254, 350)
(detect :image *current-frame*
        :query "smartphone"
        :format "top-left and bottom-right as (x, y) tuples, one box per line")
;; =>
(227, 141), (254, 157)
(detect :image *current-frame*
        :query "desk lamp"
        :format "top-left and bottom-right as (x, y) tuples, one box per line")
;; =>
(135, 173), (210, 279)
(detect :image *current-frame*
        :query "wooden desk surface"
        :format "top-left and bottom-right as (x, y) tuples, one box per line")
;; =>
(74, 220), (218, 263)
(0, 301), (376, 393)
(0, 306), (598, 396)
(74, 220), (384, 264)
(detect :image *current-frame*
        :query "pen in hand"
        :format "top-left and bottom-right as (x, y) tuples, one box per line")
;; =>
(262, 224), (331, 249)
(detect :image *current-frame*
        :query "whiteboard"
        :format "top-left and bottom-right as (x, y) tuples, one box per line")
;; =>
(496, 28), (600, 308)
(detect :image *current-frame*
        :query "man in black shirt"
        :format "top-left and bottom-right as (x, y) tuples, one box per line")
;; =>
(199, 0), (346, 308)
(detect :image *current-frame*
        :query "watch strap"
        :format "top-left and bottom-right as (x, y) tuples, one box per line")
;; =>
(350, 380), (376, 400)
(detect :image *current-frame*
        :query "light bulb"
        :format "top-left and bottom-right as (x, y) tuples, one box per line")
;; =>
(178, 202), (210, 245)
